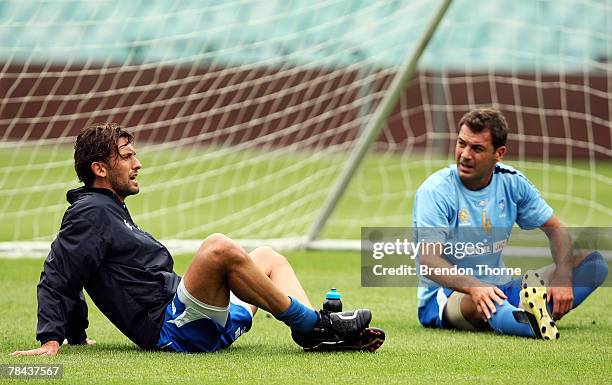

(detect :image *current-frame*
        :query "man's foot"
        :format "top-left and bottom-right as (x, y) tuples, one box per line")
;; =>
(292, 309), (373, 350)
(301, 327), (385, 352)
(520, 270), (559, 340)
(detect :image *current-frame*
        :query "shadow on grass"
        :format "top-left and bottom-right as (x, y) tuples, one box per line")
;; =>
(61, 343), (140, 354)
(217, 344), (302, 356)
(58, 342), (303, 356)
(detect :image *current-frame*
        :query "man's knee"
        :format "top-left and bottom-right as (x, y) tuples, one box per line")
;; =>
(197, 233), (247, 267)
(578, 251), (608, 287)
(250, 246), (289, 268)
(444, 292), (488, 331)
(444, 292), (476, 331)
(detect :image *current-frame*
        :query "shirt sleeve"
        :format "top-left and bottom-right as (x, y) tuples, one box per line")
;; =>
(36, 213), (106, 345)
(64, 290), (89, 344)
(413, 186), (451, 243)
(515, 175), (553, 229)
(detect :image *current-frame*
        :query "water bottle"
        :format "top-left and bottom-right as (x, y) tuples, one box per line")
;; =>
(323, 288), (342, 312)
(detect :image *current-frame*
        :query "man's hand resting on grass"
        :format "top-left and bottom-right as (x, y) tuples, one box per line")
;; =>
(10, 338), (96, 356)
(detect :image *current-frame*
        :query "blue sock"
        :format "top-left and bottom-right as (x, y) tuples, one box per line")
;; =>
(274, 296), (318, 333)
(547, 251), (608, 312)
(488, 300), (535, 338)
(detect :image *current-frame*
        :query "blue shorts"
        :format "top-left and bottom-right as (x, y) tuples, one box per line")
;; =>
(157, 280), (253, 353)
(418, 278), (522, 329)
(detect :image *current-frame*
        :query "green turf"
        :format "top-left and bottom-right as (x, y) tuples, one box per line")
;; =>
(2, 251), (611, 384)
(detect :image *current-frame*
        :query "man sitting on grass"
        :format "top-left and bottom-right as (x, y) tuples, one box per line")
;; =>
(12, 123), (384, 356)
(413, 107), (608, 339)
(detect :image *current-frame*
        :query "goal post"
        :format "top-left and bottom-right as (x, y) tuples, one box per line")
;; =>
(306, 0), (453, 245)
(0, 0), (610, 257)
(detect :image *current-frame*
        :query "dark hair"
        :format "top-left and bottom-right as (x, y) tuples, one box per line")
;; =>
(458, 107), (508, 149)
(74, 123), (133, 186)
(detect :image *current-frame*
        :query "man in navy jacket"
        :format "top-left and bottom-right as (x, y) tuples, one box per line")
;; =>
(12, 123), (384, 355)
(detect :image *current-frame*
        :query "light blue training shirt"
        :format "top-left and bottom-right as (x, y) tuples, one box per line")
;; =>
(412, 162), (553, 306)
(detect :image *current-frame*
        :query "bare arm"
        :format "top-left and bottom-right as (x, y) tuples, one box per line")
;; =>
(540, 215), (574, 320)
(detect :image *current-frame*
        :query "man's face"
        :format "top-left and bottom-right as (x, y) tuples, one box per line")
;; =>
(455, 124), (505, 190)
(106, 137), (141, 200)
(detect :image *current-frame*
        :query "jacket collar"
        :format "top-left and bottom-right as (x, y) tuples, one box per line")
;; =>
(66, 186), (123, 206)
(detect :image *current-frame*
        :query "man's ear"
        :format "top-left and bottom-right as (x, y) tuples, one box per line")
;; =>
(91, 162), (107, 178)
(495, 145), (506, 162)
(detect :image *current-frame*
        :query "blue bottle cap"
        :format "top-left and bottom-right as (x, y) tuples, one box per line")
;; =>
(325, 288), (341, 299)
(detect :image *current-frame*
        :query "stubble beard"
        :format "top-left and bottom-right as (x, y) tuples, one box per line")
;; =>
(108, 172), (139, 199)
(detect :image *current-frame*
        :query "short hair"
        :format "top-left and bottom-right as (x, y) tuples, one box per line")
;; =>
(457, 107), (508, 149)
(74, 123), (133, 186)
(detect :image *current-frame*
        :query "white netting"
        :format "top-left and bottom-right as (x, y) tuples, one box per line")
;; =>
(0, 0), (610, 250)
(322, 0), (612, 238)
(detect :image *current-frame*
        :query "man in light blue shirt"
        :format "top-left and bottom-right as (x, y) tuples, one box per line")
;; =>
(413, 107), (607, 339)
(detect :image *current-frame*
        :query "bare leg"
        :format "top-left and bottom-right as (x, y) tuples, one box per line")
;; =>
(443, 292), (489, 331)
(459, 295), (489, 330)
(446, 250), (596, 330)
(247, 246), (313, 315)
(182, 233), (291, 314)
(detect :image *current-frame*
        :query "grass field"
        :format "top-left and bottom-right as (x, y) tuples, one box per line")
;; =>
(2, 145), (611, 383)
(2, 251), (611, 385)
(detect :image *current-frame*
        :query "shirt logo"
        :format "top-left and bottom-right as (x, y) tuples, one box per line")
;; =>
(123, 219), (133, 231)
(482, 210), (492, 235)
(235, 326), (246, 339)
(458, 208), (470, 223)
(498, 199), (506, 218)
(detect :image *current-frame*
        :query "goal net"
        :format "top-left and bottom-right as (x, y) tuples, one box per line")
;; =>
(1, 0), (610, 255)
